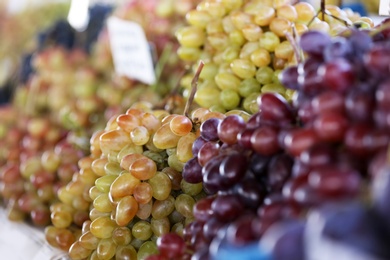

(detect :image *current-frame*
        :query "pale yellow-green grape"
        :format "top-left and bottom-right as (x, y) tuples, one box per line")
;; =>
(148, 172), (172, 200)
(294, 2), (316, 24)
(96, 238), (116, 260)
(250, 48), (271, 67)
(256, 66), (274, 85)
(176, 132), (197, 163)
(112, 227), (132, 246)
(116, 196), (138, 226)
(275, 41), (294, 60)
(132, 221), (153, 241)
(153, 123), (181, 149)
(269, 17), (292, 37)
(220, 89), (241, 110)
(262, 83), (286, 95)
(243, 92), (260, 114)
(175, 194), (196, 219)
(90, 216), (117, 239)
(259, 31), (280, 52)
(137, 241), (159, 260)
(79, 231), (100, 250)
(215, 72), (241, 91)
(254, 5), (275, 26)
(151, 195), (176, 219)
(150, 217), (170, 237)
(277, 4), (297, 21)
(239, 41), (259, 59)
(230, 59), (257, 79)
(310, 18), (331, 33)
(238, 78), (261, 98)
(176, 26), (206, 48)
(186, 9), (213, 28)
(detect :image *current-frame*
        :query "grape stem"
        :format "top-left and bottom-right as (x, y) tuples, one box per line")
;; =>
(307, 0), (351, 27)
(184, 60), (204, 118)
(285, 26), (302, 64)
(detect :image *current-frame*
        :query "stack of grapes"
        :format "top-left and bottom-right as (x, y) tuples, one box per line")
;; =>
(0, 0), (195, 242)
(61, 100), (209, 260)
(176, 0), (372, 114)
(148, 21), (390, 260)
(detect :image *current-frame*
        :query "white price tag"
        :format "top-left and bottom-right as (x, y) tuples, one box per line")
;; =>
(379, 0), (390, 16)
(107, 17), (156, 85)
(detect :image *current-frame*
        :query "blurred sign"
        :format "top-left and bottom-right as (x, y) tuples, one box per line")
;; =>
(107, 17), (156, 85)
(379, 0), (390, 15)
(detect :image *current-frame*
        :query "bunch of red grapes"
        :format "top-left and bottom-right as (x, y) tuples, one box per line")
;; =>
(149, 20), (390, 260)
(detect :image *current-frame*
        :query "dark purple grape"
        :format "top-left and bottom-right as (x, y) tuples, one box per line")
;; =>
(345, 88), (375, 123)
(299, 30), (331, 57)
(374, 108), (390, 130)
(267, 154), (293, 192)
(237, 128), (255, 149)
(219, 153), (247, 185)
(259, 195), (299, 223)
(308, 166), (361, 199)
(345, 125), (389, 156)
(251, 126), (280, 156)
(157, 233), (186, 259)
(376, 80), (390, 110)
(192, 137), (207, 156)
(279, 66), (299, 90)
(235, 178), (267, 208)
(318, 58), (355, 93)
(217, 115), (246, 145)
(349, 29), (373, 55)
(226, 214), (259, 245)
(324, 36), (353, 61)
(299, 144), (335, 167)
(364, 44), (390, 76)
(283, 127), (319, 157)
(203, 217), (225, 242)
(246, 113), (262, 129)
(202, 156), (228, 194)
(257, 93), (294, 124)
(311, 91), (345, 116)
(313, 112), (348, 142)
(211, 194), (244, 222)
(193, 196), (215, 223)
(298, 69), (324, 96)
(198, 141), (220, 167)
(183, 157), (203, 184)
(200, 118), (222, 142)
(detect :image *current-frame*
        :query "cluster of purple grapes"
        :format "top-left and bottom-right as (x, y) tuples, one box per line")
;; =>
(148, 20), (390, 260)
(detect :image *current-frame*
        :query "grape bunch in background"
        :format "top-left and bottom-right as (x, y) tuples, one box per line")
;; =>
(176, 0), (372, 113)
(150, 20), (390, 260)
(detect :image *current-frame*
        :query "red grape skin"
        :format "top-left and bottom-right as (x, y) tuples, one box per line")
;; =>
(313, 112), (348, 142)
(308, 166), (361, 199)
(283, 128), (319, 157)
(156, 233), (186, 259)
(217, 115), (246, 145)
(250, 126), (280, 156)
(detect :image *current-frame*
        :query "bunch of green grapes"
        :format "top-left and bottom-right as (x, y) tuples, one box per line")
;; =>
(43, 101), (201, 259)
(176, 0), (373, 113)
